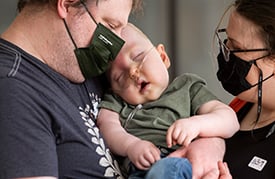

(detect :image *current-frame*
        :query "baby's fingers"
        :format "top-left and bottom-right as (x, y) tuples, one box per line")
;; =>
(166, 124), (175, 148)
(167, 124), (183, 147)
(138, 149), (160, 169)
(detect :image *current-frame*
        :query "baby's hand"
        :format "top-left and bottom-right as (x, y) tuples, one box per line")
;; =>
(166, 118), (200, 148)
(127, 140), (160, 170)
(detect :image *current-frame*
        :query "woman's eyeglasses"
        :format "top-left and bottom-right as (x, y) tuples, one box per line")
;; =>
(215, 28), (268, 62)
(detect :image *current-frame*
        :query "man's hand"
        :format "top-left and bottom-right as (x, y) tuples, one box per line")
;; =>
(168, 137), (225, 179)
(217, 161), (232, 179)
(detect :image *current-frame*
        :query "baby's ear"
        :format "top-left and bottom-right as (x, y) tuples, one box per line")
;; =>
(156, 44), (170, 68)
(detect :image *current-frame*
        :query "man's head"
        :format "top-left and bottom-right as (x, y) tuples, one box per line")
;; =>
(17, 0), (143, 14)
(13, 0), (143, 82)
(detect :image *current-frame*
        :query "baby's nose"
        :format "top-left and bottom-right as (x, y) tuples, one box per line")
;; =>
(129, 66), (140, 81)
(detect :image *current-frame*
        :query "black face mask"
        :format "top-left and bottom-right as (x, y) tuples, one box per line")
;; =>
(63, 2), (125, 79)
(216, 51), (273, 96)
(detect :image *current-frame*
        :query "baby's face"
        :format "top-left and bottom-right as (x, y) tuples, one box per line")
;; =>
(107, 24), (170, 105)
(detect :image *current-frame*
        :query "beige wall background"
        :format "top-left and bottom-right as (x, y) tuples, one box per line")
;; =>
(0, 0), (234, 103)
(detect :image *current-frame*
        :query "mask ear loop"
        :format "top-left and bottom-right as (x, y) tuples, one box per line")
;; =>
(63, 19), (78, 49)
(79, 0), (98, 25)
(63, 0), (97, 49)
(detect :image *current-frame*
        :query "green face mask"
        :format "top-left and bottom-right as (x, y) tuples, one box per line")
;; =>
(74, 23), (124, 78)
(63, 2), (125, 79)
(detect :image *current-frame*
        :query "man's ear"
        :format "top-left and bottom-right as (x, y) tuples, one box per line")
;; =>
(57, 0), (75, 18)
(156, 44), (171, 69)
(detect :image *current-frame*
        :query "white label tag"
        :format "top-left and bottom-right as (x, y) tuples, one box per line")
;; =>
(248, 156), (267, 171)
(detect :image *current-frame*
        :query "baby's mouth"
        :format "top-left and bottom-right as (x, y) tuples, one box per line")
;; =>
(139, 81), (149, 92)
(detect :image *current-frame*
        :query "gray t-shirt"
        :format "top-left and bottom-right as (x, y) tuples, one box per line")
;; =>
(0, 38), (122, 179)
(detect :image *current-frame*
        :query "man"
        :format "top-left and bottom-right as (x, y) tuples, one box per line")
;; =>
(0, 0), (140, 178)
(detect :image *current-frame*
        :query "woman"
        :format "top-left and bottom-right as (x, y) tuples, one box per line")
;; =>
(215, 0), (275, 178)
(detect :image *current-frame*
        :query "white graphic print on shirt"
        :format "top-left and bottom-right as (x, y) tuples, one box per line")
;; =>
(79, 93), (124, 178)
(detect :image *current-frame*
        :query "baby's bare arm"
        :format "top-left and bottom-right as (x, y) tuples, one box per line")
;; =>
(166, 100), (239, 148)
(97, 108), (160, 169)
